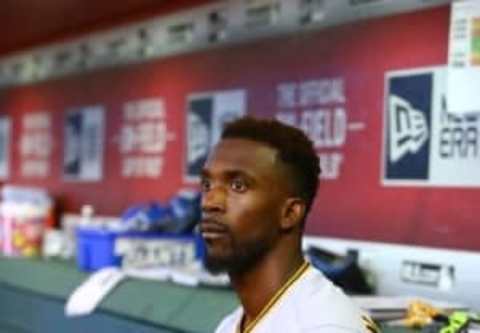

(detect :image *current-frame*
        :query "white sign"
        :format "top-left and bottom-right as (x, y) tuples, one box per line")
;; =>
(447, 0), (480, 115)
(63, 106), (105, 181)
(119, 98), (175, 178)
(0, 117), (11, 179)
(383, 67), (480, 187)
(20, 112), (53, 178)
(115, 238), (196, 268)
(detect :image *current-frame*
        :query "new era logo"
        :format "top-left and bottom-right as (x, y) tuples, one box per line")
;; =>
(388, 95), (429, 163)
(383, 67), (480, 187)
(384, 71), (433, 181)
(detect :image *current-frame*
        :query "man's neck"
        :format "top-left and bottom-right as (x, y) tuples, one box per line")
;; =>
(230, 244), (305, 327)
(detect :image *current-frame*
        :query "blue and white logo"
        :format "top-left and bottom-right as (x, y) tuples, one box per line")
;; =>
(185, 90), (246, 181)
(385, 72), (433, 181)
(383, 67), (480, 187)
(388, 95), (429, 163)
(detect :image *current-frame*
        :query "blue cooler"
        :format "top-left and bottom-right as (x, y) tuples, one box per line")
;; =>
(75, 228), (122, 272)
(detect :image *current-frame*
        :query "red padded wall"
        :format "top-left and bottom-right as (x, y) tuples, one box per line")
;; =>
(3, 6), (477, 251)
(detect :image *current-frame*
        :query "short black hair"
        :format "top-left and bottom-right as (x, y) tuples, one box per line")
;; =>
(221, 116), (320, 221)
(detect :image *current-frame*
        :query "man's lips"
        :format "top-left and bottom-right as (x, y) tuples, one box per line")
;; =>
(200, 219), (229, 240)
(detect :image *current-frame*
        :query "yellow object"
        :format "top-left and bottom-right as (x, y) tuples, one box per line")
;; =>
(403, 299), (442, 328)
(22, 246), (38, 257)
(13, 232), (26, 248)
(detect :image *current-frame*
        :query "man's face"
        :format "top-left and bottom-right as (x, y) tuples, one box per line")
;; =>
(200, 138), (290, 274)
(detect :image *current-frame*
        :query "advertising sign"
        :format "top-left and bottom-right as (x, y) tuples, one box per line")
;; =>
(448, 0), (480, 115)
(63, 106), (105, 181)
(384, 67), (480, 187)
(20, 112), (52, 178)
(0, 117), (11, 180)
(119, 98), (175, 179)
(185, 89), (246, 180)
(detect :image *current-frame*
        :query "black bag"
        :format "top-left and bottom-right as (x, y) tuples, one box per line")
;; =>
(306, 246), (374, 295)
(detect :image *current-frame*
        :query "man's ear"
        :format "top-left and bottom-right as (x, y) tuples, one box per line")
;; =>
(280, 198), (306, 230)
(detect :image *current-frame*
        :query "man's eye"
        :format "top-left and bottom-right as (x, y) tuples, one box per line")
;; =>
(200, 178), (211, 192)
(231, 178), (247, 192)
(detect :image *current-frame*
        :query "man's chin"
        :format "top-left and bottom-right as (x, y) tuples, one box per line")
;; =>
(203, 255), (232, 275)
(202, 236), (274, 276)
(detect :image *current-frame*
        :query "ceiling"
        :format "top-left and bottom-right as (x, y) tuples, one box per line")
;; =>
(0, 0), (452, 58)
(0, 0), (213, 56)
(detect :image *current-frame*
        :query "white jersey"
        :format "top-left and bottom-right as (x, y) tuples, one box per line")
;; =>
(214, 262), (378, 333)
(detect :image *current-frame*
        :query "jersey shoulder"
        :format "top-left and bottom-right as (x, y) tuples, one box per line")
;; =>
(214, 307), (242, 333)
(295, 267), (380, 333)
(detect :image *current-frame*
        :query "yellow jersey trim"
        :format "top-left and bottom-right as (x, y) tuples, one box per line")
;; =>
(236, 261), (310, 333)
(362, 314), (381, 333)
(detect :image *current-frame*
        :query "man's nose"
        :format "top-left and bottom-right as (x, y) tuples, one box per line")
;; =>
(201, 186), (226, 213)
